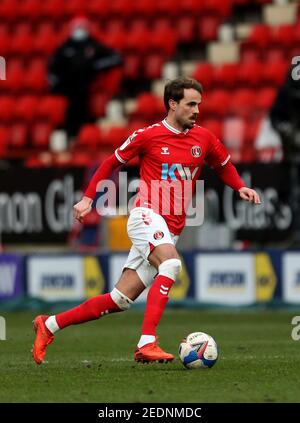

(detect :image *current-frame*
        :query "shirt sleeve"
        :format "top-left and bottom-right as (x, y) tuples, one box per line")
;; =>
(205, 133), (230, 169)
(115, 128), (147, 163)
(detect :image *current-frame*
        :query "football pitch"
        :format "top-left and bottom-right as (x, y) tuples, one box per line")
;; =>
(1, 309), (300, 403)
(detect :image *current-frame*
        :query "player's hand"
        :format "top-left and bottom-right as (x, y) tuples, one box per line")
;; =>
(239, 187), (261, 204)
(73, 196), (93, 223)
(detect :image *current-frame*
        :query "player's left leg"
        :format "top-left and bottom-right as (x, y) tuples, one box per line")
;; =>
(134, 244), (181, 362)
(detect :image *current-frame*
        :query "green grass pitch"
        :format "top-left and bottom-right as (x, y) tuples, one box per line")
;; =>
(0, 309), (300, 403)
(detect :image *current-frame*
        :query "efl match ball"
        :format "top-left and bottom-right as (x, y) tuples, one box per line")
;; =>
(178, 332), (218, 369)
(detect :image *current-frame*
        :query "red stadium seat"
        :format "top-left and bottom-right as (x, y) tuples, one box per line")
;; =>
(89, 93), (109, 118)
(103, 126), (128, 149)
(38, 96), (67, 125)
(132, 92), (161, 120)
(132, 0), (155, 18)
(33, 23), (59, 56)
(230, 89), (256, 117)
(214, 63), (239, 88)
(247, 24), (271, 49)
(103, 23), (126, 52)
(238, 60), (263, 87)
(203, 0), (232, 18)
(176, 16), (196, 44)
(271, 25), (294, 48)
(110, 0), (132, 19)
(198, 14), (220, 42)
(122, 54), (141, 79)
(77, 124), (102, 149)
(0, 0), (17, 21)
(19, 0), (41, 20)
(14, 95), (39, 122)
(24, 59), (48, 92)
(192, 62), (215, 91)
(125, 20), (151, 54)
(11, 26), (33, 56)
(143, 53), (165, 80)
(31, 122), (53, 148)
(202, 89), (231, 118)
(180, 0), (205, 15)
(0, 126), (9, 156)
(0, 25), (11, 57)
(9, 123), (28, 148)
(4, 61), (24, 93)
(262, 59), (288, 86)
(64, 0), (87, 17)
(0, 96), (15, 122)
(149, 22), (177, 56)
(42, 0), (66, 19)
(87, 0), (110, 18)
(255, 88), (277, 112)
(201, 119), (223, 140)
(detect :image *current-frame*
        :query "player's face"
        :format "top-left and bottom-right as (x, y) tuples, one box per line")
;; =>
(174, 88), (202, 130)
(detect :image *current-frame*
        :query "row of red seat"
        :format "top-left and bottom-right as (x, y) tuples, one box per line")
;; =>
(193, 59), (289, 90)
(0, 0), (234, 21)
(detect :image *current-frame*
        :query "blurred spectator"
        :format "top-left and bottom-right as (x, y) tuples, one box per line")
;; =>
(269, 64), (300, 161)
(48, 16), (122, 139)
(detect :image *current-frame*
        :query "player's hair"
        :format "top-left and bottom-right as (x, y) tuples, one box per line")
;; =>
(164, 77), (203, 110)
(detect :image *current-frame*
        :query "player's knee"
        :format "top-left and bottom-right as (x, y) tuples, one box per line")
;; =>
(110, 288), (133, 311)
(158, 258), (182, 280)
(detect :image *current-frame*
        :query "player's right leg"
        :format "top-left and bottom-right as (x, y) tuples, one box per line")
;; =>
(32, 268), (145, 365)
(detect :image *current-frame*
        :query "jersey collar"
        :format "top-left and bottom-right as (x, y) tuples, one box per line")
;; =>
(162, 119), (189, 135)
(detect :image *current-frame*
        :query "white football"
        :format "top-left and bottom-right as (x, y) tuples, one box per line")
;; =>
(178, 332), (218, 369)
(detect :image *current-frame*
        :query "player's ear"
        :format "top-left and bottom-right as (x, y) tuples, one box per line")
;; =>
(169, 99), (177, 111)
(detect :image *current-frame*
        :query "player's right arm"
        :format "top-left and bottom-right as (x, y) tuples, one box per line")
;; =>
(73, 128), (147, 222)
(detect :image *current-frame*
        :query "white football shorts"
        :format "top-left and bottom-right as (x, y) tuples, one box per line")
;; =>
(123, 207), (178, 287)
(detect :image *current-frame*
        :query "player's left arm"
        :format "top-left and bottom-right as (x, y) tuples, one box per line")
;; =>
(205, 132), (261, 205)
(214, 161), (261, 205)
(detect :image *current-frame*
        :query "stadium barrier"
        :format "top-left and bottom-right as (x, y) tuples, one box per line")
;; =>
(1, 250), (300, 309)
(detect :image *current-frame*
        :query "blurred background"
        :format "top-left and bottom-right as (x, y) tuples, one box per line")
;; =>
(0, 0), (300, 309)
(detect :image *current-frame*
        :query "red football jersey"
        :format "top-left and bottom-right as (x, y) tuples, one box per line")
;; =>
(115, 119), (230, 235)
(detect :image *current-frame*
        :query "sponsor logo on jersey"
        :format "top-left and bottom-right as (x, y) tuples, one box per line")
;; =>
(161, 163), (199, 180)
(153, 231), (164, 240)
(191, 145), (202, 157)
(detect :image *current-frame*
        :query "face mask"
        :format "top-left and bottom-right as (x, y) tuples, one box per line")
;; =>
(71, 28), (89, 41)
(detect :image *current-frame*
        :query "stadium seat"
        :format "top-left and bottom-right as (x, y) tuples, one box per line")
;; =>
(19, 0), (41, 20)
(24, 59), (48, 92)
(192, 62), (215, 91)
(103, 126), (128, 149)
(132, 92), (162, 120)
(64, 0), (87, 17)
(33, 23), (59, 56)
(122, 54), (141, 79)
(0, 96), (15, 122)
(271, 25), (294, 48)
(255, 88), (277, 112)
(0, 0), (17, 21)
(176, 16), (196, 44)
(11, 25), (33, 56)
(9, 123), (28, 148)
(214, 63), (239, 88)
(247, 24), (271, 49)
(87, 0), (110, 18)
(104, 23), (126, 52)
(125, 20), (151, 54)
(203, 0), (232, 18)
(38, 96), (67, 125)
(76, 124), (102, 149)
(198, 14), (221, 42)
(41, 0), (66, 19)
(201, 119), (223, 140)
(238, 60), (263, 87)
(262, 59), (288, 87)
(202, 89), (231, 118)
(143, 53), (165, 80)
(89, 93), (109, 118)
(110, 0), (133, 19)
(4, 61), (24, 93)
(0, 126), (9, 156)
(230, 89), (256, 117)
(14, 95), (39, 122)
(31, 122), (53, 148)
(180, 0), (205, 16)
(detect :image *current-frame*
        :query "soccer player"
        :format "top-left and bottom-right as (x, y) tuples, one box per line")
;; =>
(32, 77), (261, 365)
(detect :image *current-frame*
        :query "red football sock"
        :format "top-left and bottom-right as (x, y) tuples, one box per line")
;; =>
(141, 274), (174, 336)
(56, 293), (121, 329)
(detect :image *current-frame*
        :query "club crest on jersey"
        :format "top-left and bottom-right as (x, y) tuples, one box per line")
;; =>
(153, 231), (164, 240)
(191, 145), (202, 157)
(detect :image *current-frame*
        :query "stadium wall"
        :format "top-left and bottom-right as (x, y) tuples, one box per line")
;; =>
(1, 250), (300, 309)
